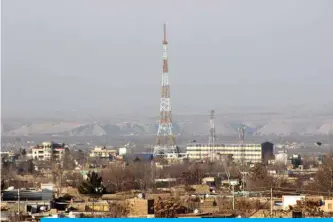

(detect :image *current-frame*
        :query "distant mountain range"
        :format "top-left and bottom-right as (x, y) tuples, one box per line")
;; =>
(2, 114), (333, 137)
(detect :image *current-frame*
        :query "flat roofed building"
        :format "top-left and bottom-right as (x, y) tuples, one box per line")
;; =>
(89, 146), (117, 158)
(31, 142), (66, 161)
(1, 152), (20, 163)
(186, 142), (274, 164)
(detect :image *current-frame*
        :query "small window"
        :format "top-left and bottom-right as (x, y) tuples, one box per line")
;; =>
(328, 203), (332, 210)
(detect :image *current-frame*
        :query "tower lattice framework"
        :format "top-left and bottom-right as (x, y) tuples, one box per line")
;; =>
(154, 24), (177, 156)
(208, 110), (217, 160)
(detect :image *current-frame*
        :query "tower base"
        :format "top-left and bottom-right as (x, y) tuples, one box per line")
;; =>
(153, 145), (178, 157)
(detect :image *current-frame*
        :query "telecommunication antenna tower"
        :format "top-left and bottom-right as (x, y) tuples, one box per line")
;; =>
(238, 126), (245, 144)
(328, 123), (333, 156)
(238, 126), (246, 165)
(208, 110), (217, 160)
(238, 126), (247, 192)
(154, 24), (177, 156)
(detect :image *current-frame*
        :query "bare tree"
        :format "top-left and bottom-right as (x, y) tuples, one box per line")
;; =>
(51, 162), (65, 196)
(102, 161), (153, 192)
(311, 155), (333, 194)
(247, 163), (273, 190)
(293, 199), (324, 217)
(62, 148), (75, 170)
(63, 171), (83, 187)
(154, 197), (187, 218)
(106, 202), (129, 218)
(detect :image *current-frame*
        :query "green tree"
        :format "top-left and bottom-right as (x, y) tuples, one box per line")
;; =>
(78, 171), (106, 195)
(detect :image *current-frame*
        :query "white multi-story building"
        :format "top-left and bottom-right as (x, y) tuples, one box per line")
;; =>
(31, 142), (66, 161)
(89, 146), (117, 158)
(186, 142), (274, 163)
(275, 152), (288, 165)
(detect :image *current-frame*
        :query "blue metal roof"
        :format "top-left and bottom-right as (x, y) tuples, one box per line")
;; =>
(125, 153), (154, 161)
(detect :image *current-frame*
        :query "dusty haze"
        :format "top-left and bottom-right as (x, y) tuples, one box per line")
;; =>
(2, 0), (333, 119)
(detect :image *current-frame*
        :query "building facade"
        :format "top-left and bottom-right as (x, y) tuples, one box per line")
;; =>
(31, 142), (66, 161)
(186, 142), (274, 163)
(275, 152), (288, 165)
(89, 146), (117, 158)
(1, 152), (20, 164)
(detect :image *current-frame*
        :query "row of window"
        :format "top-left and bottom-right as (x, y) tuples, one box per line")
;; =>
(188, 144), (261, 148)
(186, 149), (262, 152)
(189, 154), (261, 157)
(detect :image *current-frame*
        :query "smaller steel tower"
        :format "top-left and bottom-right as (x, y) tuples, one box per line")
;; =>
(208, 110), (217, 160)
(238, 126), (246, 144)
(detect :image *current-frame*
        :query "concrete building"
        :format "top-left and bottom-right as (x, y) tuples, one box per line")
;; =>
(322, 199), (333, 213)
(275, 152), (288, 165)
(1, 152), (20, 163)
(89, 146), (117, 158)
(31, 142), (66, 161)
(119, 147), (127, 156)
(186, 142), (274, 163)
(282, 195), (305, 210)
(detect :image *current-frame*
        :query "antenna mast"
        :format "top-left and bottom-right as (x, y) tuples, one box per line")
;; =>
(238, 126), (246, 193)
(238, 126), (245, 144)
(154, 24), (177, 156)
(208, 110), (216, 161)
(328, 123), (333, 156)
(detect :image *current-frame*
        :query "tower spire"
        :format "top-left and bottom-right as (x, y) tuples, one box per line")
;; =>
(154, 24), (177, 157)
(163, 23), (168, 44)
(238, 126), (246, 144)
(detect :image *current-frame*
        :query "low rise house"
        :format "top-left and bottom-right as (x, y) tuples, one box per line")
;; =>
(321, 199), (333, 213)
(282, 195), (305, 210)
(1, 152), (20, 164)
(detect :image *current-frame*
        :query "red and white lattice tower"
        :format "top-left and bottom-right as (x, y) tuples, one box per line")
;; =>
(154, 24), (177, 156)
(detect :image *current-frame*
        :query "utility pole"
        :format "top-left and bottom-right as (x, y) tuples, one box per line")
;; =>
(17, 189), (20, 215)
(270, 187), (273, 217)
(329, 168), (333, 196)
(232, 185), (235, 211)
(151, 160), (155, 189)
(92, 198), (95, 218)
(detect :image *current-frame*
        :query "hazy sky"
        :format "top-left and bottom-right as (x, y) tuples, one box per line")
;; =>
(2, 0), (333, 118)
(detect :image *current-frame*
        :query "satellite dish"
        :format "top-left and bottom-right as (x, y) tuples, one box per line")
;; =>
(315, 142), (322, 146)
(138, 193), (143, 199)
(193, 209), (199, 214)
